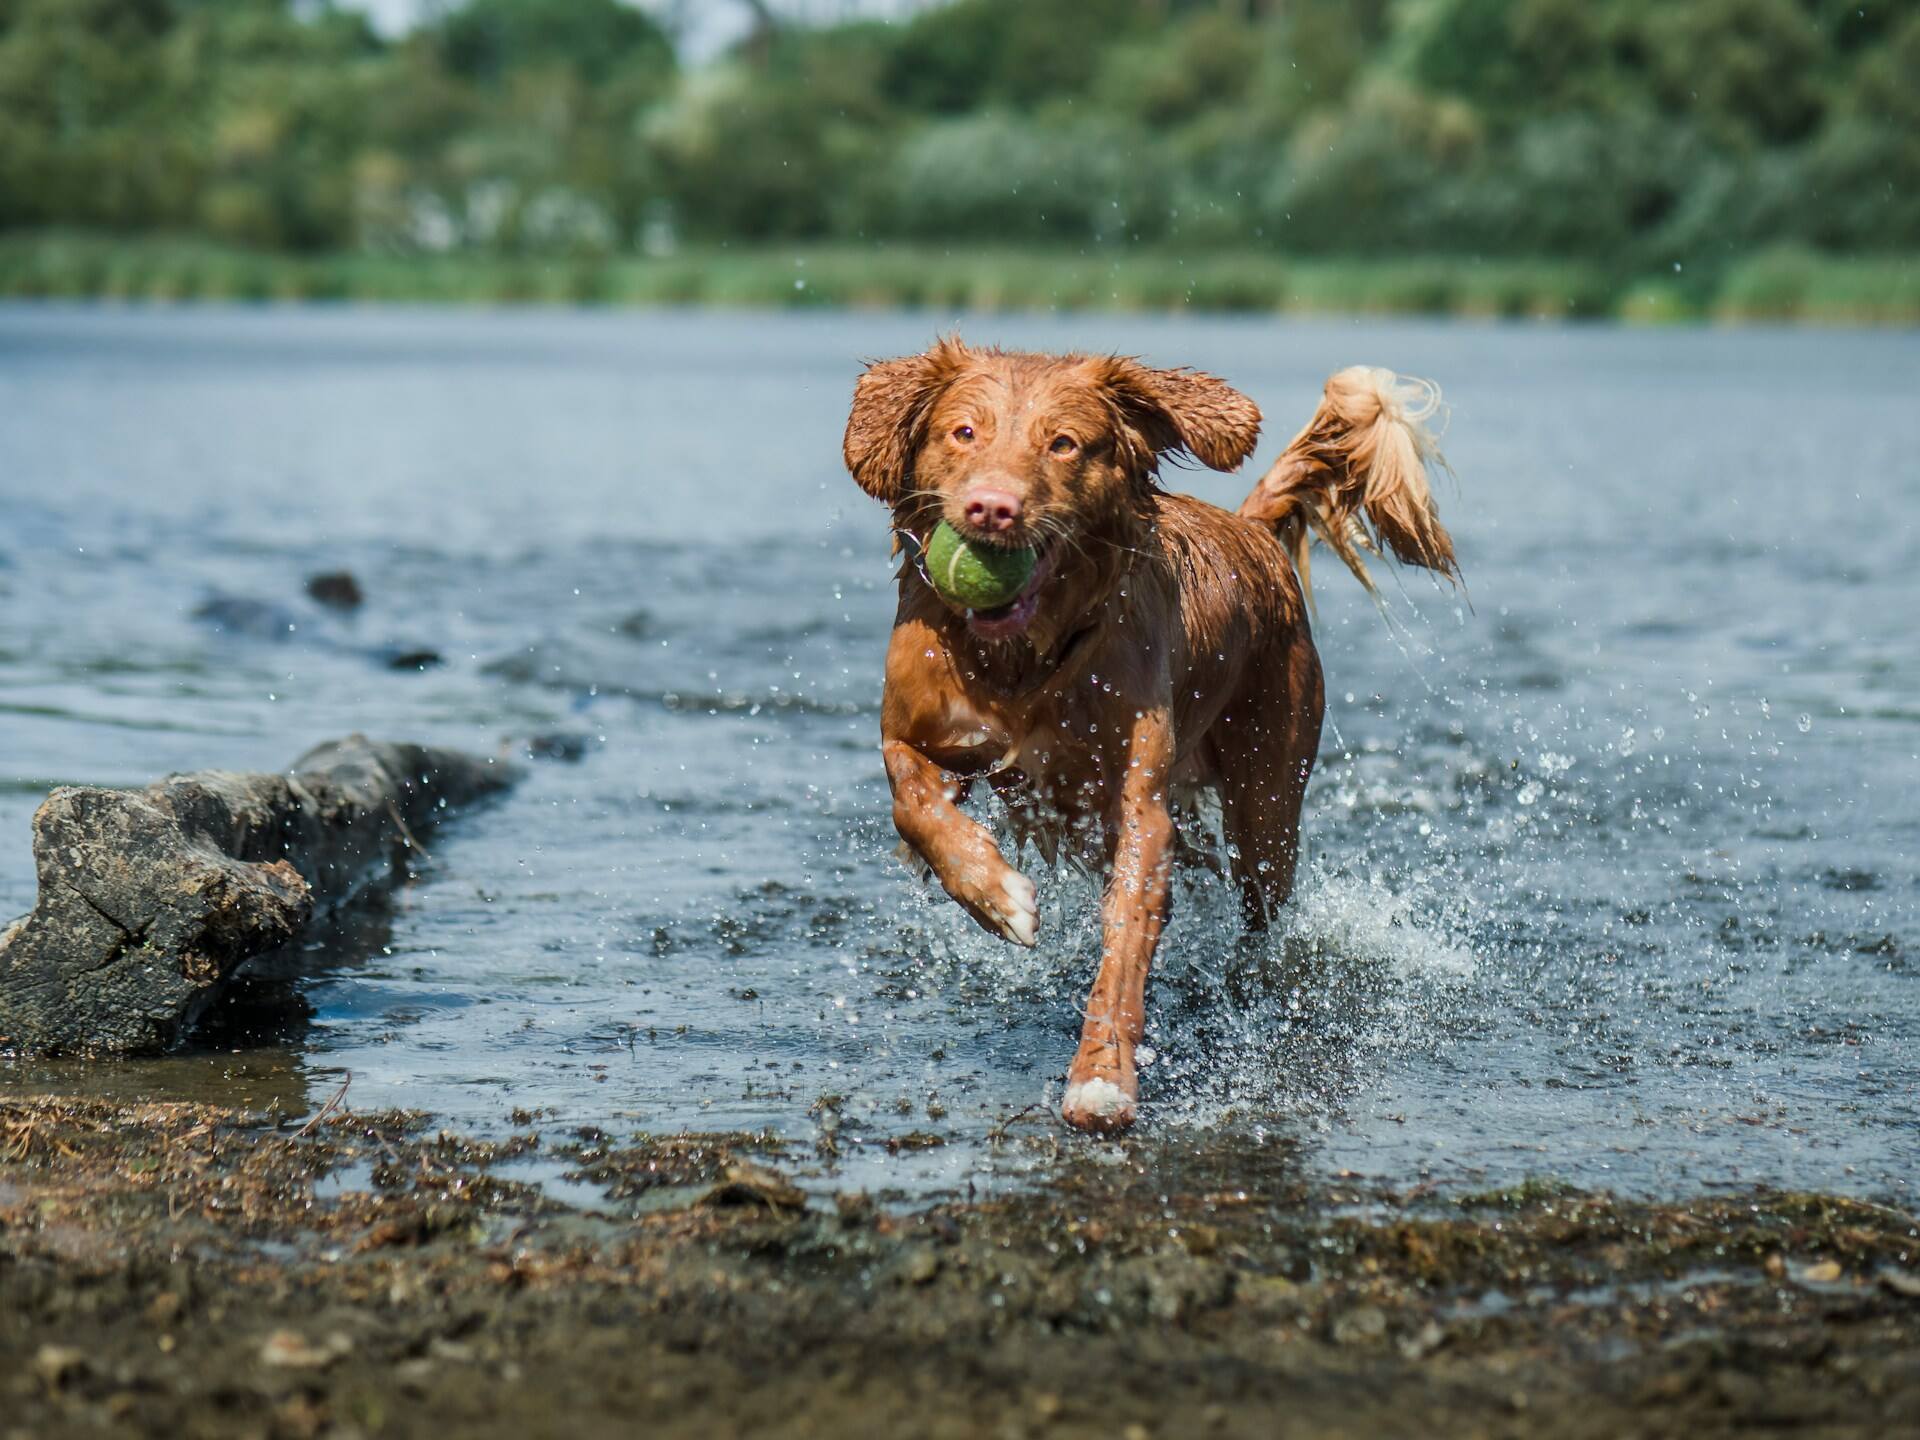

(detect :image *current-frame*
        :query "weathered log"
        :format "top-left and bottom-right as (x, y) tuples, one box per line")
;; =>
(0, 736), (516, 1057)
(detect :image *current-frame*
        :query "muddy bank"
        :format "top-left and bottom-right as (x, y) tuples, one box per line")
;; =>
(2, 1097), (1917, 1439)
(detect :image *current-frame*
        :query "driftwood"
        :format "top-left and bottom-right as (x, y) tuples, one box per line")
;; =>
(0, 736), (515, 1057)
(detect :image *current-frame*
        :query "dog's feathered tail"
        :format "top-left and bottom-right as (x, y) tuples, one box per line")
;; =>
(1238, 366), (1459, 612)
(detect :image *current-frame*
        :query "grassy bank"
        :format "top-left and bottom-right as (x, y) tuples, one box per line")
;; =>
(2, 233), (1916, 324)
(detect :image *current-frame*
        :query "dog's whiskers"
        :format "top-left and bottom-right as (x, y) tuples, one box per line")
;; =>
(1030, 515), (1092, 570)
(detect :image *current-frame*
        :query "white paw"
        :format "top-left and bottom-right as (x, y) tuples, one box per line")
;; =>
(998, 872), (1038, 947)
(1059, 1075), (1128, 1136)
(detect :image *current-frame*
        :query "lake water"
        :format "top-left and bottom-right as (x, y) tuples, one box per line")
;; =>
(1, 305), (1915, 1204)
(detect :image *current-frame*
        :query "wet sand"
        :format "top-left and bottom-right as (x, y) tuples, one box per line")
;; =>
(5, 1096), (1917, 1439)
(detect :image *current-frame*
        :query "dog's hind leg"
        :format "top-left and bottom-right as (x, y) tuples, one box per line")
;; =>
(1213, 633), (1325, 931)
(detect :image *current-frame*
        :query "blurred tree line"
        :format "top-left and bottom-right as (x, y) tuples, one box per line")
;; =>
(0, 0), (1913, 262)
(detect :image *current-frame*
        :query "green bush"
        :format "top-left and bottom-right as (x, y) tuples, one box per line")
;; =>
(1616, 279), (1700, 325)
(883, 113), (1175, 245)
(1260, 82), (1483, 254)
(647, 64), (888, 240)
(1717, 249), (1920, 324)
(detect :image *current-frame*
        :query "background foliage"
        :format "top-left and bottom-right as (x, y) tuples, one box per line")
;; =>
(0, 0), (1912, 288)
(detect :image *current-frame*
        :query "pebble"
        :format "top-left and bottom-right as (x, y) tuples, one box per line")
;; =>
(903, 1246), (941, 1285)
(697, 1162), (807, 1211)
(259, 1330), (352, 1370)
(1879, 1268), (1920, 1299)
(1331, 1305), (1389, 1345)
(33, 1345), (87, 1390)
(1399, 1319), (1447, 1359)
(393, 1358), (437, 1391)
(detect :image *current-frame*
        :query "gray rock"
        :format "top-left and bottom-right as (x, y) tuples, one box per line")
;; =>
(0, 736), (515, 1056)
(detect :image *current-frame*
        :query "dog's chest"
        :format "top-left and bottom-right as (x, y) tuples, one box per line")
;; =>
(926, 686), (1109, 800)
(925, 693), (1007, 762)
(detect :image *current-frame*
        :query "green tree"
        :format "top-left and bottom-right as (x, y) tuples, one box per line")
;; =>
(0, 0), (192, 230)
(1639, 0), (1828, 146)
(0, 0), (1912, 264)
(434, 0), (673, 87)
(882, 0), (1151, 114)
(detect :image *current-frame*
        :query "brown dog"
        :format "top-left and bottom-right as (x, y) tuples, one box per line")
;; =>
(843, 341), (1458, 1132)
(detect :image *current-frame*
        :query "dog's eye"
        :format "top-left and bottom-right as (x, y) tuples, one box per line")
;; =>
(1049, 435), (1078, 456)
(952, 425), (975, 443)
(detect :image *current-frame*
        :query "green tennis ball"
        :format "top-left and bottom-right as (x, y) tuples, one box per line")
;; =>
(924, 521), (1037, 611)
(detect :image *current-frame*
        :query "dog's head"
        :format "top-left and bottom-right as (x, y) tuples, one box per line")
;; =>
(844, 339), (1260, 638)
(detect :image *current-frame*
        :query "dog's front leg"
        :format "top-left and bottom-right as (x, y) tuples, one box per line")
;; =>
(1062, 707), (1175, 1133)
(883, 739), (1038, 947)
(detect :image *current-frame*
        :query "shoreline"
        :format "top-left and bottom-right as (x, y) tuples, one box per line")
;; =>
(4, 1094), (1917, 1437)
(3, 235), (1915, 327)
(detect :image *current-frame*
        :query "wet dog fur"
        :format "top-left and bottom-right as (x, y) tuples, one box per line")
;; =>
(843, 340), (1458, 1131)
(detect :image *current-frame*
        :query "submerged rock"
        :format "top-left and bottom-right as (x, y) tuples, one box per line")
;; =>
(520, 732), (592, 763)
(305, 570), (366, 611)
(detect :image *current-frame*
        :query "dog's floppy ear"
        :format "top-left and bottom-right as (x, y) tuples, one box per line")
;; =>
(843, 339), (969, 503)
(1098, 358), (1262, 473)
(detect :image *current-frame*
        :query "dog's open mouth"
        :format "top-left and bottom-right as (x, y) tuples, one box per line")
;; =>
(964, 547), (1054, 639)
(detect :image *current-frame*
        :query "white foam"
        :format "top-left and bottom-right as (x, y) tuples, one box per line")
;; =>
(1286, 870), (1477, 983)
